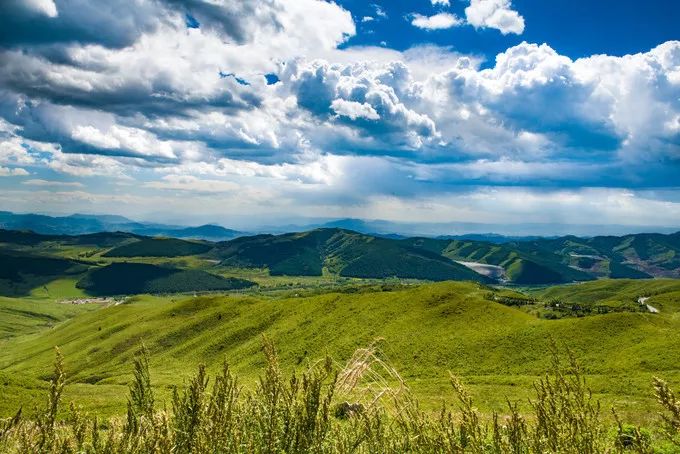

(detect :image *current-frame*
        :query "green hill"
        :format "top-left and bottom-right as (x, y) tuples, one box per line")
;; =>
(403, 232), (680, 284)
(528, 279), (680, 313)
(0, 229), (61, 245)
(67, 231), (143, 247)
(0, 251), (87, 297)
(216, 229), (488, 282)
(0, 229), (141, 248)
(404, 238), (593, 284)
(2, 228), (679, 286)
(2, 280), (680, 423)
(525, 233), (680, 278)
(76, 263), (255, 296)
(503, 257), (563, 284)
(103, 238), (213, 257)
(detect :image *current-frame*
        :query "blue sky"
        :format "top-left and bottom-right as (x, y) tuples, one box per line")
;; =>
(0, 0), (679, 232)
(340, 0), (680, 59)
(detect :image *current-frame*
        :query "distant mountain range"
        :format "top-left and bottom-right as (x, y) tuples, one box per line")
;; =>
(0, 212), (551, 242)
(257, 217), (680, 238)
(2, 225), (679, 286)
(0, 211), (243, 241)
(1, 211), (679, 285)
(2, 211), (678, 242)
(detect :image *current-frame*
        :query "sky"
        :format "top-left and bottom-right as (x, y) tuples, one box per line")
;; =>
(0, 0), (679, 232)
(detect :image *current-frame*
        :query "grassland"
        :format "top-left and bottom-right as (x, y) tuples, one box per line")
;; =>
(5, 337), (679, 453)
(2, 279), (680, 432)
(528, 279), (680, 310)
(3, 228), (680, 450)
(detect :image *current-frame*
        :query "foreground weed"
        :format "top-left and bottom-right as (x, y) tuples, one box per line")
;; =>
(654, 376), (680, 447)
(0, 338), (678, 453)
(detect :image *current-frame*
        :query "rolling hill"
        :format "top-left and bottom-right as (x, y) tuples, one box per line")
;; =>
(404, 237), (594, 284)
(215, 228), (489, 282)
(0, 250), (87, 296)
(76, 263), (255, 296)
(2, 280), (680, 422)
(102, 238), (214, 257)
(0, 229), (142, 248)
(524, 233), (680, 278)
(402, 232), (680, 283)
(528, 279), (680, 312)
(2, 227), (680, 285)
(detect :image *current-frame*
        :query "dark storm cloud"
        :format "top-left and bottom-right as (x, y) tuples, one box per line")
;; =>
(0, 0), (169, 49)
(0, 0), (285, 50)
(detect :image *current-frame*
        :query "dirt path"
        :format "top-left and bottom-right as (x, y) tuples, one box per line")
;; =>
(638, 296), (659, 313)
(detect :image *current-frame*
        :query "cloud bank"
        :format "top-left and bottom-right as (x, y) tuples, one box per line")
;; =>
(0, 0), (678, 229)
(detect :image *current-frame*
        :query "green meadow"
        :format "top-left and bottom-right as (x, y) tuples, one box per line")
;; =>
(3, 229), (680, 450)
(2, 278), (680, 430)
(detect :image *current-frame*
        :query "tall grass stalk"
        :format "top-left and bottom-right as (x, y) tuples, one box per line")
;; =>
(0, 338), (677, 453)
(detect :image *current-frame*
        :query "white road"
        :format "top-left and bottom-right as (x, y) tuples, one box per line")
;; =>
(638, 296), (659, 314)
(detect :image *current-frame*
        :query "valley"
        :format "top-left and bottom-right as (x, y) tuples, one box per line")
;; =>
(2, 226), (680, 448)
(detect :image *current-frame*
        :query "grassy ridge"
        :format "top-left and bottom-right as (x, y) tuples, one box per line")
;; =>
(2, 280), (680, 424)
(0, 229), (140, 248)
(405, 233), (680, 282)
(525, 233), (680, 278)
(4, 228), (680, 284)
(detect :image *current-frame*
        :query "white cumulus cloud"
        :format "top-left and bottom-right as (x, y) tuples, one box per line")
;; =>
(411, 13), (462, 30)
(465, 0), (525, 35)
(0, 0), (679, 226)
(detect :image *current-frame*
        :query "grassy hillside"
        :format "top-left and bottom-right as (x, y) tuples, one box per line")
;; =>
(217, 229), (488, 282)
(2, 280), (680, 425)
(0, 296), (98, 340)
(76, 263), (256, 296)
(528, 279), (680, 312)
(0, 229), (61, 245)
(404, 232), (680, 283)
(67, 231), (143, 247)
(0, 251), (88, 297)
(504, 257), (564, 284)
(103, 238), (213, 257)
